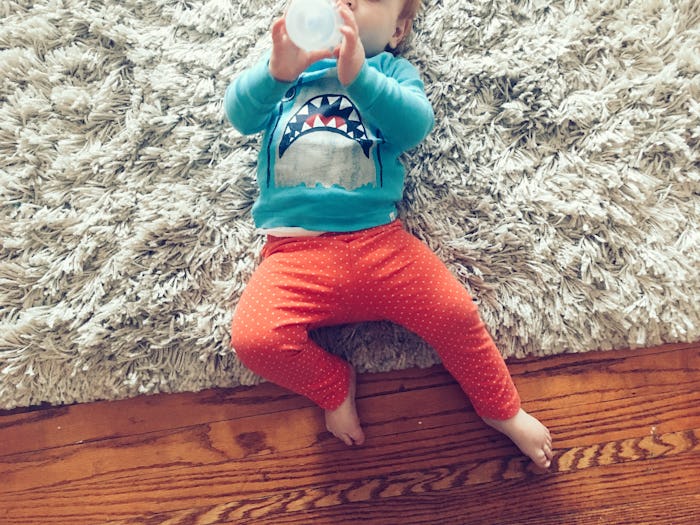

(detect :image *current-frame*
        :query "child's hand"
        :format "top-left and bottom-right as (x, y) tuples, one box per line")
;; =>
(268, 17), (333, 83)
(334, 1), (365, 86)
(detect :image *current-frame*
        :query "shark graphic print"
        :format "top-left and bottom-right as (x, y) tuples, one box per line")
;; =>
(269, 77), (382, 190)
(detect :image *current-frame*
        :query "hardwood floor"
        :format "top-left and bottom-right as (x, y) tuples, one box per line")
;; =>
(1, 341), (699, 524)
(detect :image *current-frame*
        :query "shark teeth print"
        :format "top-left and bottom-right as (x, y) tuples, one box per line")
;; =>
(279, 95), (373, 158)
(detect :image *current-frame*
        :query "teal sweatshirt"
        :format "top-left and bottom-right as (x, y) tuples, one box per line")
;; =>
(224, 51), (434, 232)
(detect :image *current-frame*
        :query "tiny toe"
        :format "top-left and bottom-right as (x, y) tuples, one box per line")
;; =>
(535, 449), (551, 468)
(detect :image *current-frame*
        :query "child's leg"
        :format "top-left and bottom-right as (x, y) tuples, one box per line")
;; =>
(231, 236), (364, 445)
(356, 225), (552, 466)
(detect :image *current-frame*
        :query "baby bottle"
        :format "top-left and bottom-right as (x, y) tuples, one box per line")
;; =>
(285, 0), (342, 51)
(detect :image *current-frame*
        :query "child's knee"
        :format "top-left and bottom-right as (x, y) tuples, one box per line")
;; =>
(230, 309), (277, 366)
(434, 291), (480, 326)
(230, 321), (265, 368)
(230, 316), (305, 370)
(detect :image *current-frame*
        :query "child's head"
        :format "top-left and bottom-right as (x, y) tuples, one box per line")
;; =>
(347, 0), (422, 57)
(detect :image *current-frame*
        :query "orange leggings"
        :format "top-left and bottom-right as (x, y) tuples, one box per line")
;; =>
(230, 220), (520, 419)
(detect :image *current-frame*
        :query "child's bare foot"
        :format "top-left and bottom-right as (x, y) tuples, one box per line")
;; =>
(483, 409), (553, 468)
(324, 367), (365, 446)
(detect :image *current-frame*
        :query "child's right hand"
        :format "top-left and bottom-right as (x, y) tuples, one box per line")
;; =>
(268, 17), (334, 83)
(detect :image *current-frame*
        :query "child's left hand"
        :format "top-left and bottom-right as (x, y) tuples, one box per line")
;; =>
(334, 1), (365, 86)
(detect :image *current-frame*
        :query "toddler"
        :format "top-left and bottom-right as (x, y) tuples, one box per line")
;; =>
(225, 0), (553, 468)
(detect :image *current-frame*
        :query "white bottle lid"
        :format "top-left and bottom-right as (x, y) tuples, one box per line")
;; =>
(285, 0), (342, 52)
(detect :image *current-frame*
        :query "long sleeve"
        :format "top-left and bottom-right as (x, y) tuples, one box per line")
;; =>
(345, 54), (434, 151)
(224, 55), (292, 135)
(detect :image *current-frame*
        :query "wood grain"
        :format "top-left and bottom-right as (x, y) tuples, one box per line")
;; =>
(1, 342), (698, 524)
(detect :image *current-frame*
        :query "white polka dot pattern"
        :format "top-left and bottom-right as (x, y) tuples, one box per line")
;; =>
(231, 221), (520, 418)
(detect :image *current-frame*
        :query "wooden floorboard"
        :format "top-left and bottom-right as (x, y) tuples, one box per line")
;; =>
(1, 341), (698, 524)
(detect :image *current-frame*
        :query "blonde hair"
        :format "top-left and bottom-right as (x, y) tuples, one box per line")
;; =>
(400, 0), (423, 21)
(388, 0), (422, 54)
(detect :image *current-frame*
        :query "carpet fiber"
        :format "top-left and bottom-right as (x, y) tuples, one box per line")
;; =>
(1, 0), (698, 409)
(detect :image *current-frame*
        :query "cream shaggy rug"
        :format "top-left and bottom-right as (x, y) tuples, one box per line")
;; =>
(1, 0), (699, 409)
